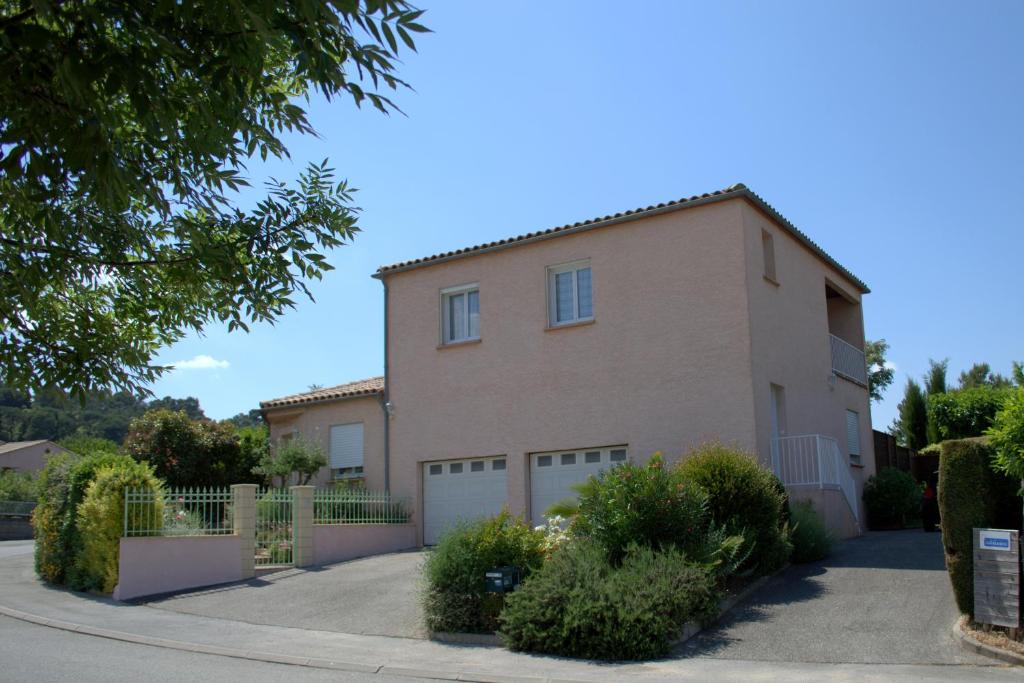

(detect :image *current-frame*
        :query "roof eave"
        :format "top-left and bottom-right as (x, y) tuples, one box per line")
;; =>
(260, 389), (384, 413)
(372, 186), (869, 293)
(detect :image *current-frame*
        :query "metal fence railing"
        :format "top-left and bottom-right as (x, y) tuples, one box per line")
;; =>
(255, 488), (292, 567)
(830, 333), (868, 386)
(0, 500), (36, 517)
(124, 487), (233, 537)
(313, 488), (410, 525)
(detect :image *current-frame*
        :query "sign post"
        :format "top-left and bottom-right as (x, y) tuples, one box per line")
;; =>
(973, 528), (1021, 628)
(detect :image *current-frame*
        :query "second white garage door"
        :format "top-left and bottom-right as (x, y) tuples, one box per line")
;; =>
(423, 456), (507, 545)
(530, 446), (627, 523)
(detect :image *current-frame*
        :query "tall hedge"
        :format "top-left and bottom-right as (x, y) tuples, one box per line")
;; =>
(75, 461), (163, 593)
(937, 438), (1022, 616)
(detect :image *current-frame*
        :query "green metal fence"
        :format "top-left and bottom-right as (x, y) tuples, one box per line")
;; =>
(124, 487), (233, 537)
(313, 488), (410, 525)
(255, 488), (293, 566)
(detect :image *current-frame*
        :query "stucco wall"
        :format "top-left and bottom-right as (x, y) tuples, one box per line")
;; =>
(113, 535), (243, 601)
(265, 396), (386, 489)
(740, 201), (875, 514)
(384, 200), (759, 540)
(0, 441), (69, 474)
(311, 523), (417, 566)
(788, 487), (861, 539)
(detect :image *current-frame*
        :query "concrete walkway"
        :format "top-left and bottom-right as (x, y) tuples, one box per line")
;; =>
(0, 537), (1014, 682)
(145, 550), (428, 639)
(680, 530), (989, 665)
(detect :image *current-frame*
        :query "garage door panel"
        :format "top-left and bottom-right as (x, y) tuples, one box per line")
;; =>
(424, 457), (507, 545)
(530, 447), (627, 523)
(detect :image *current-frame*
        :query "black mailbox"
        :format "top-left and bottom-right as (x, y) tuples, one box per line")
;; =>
(485, 566), (520, 593)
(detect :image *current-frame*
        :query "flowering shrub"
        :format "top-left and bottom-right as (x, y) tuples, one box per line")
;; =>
(534, 515), (570, 556)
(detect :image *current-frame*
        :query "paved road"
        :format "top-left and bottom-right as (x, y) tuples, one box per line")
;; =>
(679, 530), (991, 665)
(0, 615), (434, 683)
(146, 549), (428, 638)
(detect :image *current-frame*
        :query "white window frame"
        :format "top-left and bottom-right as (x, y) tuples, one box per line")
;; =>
(547, 259), (593, 327)
(440, 283), (480, 345)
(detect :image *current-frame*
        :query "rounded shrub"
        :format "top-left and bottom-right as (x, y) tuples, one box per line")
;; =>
(938, 438), (1022, 616)
(569, 453), (713, 564)
(789, 500), (833, 563)
(499, 542), (719, 660)
(75, 460), (163, 593)
(862, 467), (919, 530)
(675, 443), (791, 575)
(422, 510), (545, 633)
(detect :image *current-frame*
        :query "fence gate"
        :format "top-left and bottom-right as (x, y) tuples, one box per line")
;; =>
(255, 488), (293, 567)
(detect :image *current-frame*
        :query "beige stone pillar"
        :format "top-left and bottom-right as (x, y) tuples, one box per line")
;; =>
(231, 484), (258, 579)
(290, 485), (314, 568)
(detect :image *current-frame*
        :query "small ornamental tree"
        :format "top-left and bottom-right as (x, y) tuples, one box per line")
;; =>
(988, 388), (1024, 520)
(254, 436), (328, 487)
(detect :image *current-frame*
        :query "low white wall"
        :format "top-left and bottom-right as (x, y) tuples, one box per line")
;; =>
(114, 535), (244, 601)
(312, 523), (418, 566)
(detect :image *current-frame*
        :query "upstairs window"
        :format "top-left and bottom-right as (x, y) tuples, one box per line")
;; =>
(548, 259), (592, 326)
(441, 284), (480, 344)
(762, 229), (777, 283)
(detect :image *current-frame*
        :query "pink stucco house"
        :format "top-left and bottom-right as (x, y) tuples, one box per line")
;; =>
(262, 183), (874, 543)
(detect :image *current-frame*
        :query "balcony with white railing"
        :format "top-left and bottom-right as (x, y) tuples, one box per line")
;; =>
(830, 334), (868, 386)
(771, 434), (859, 524)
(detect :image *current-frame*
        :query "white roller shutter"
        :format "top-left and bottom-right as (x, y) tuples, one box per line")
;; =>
(329, 423), (364, 470)
(846, 410), (861, 458)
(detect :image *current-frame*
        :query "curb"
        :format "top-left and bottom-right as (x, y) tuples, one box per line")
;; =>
(429, 631), (503, 646)
(952, 617), (1024, 666)
(0, 603), (560, 682)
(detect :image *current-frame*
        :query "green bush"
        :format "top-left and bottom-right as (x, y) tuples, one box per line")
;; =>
(938, 438), (1022, 616)
(75, 460), (163, 593)
(33, 450), (135, 586)
(675, 443), (791, 575)
(927, 388), (1012, 442)
(862, 468), (920, 529)
(989, 387), (1024, 488)
(567, 453), (715, 565)
(0, 469), (36, 501)
(422, 511), (545, 633)
(499, 542), (720, 660)
(789, 501), (833, 563)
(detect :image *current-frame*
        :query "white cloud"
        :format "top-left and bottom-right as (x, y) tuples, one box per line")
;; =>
(171, 354), (230, 371)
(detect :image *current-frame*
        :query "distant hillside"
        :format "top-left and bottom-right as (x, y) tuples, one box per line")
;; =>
(0, 386), (260, 444)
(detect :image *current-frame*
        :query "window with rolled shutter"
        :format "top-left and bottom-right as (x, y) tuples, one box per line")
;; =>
(846, 410), (861, 461)
(329, 423), (364, 474)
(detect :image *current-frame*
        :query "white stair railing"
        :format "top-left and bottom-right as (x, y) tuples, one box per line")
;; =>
(772, 434), (859, 524)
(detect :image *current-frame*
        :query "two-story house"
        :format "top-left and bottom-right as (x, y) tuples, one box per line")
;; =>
(262, 183), (874, 544)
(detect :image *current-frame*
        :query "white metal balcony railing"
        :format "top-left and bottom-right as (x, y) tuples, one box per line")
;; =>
(771, 434), (860, 524)
(830, 334), (868, 386)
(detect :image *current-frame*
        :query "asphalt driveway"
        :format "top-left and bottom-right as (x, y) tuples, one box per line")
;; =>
(678, 530), (994, 665)
(145, 550), (428, 639)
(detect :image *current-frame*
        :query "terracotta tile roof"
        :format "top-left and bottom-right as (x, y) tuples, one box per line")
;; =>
(374, 183), (869, 293)
(260, 376), (384, 410)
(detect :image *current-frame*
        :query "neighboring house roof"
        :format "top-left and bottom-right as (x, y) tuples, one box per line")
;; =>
(373, 183), (869, 293)
(260, 376), (385, 411)
(0, 440), (53, 455)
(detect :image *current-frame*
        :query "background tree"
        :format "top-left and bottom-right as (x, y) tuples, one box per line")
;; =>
(123, 409), (255, 487)
(988, 388), (1024, 519)
(924, 358), (948, 395)
(892, 379), (928, 450)
(224, 409), (265, 429)
(864, 339), (895, 402)
(0, 1), (429, 399)
(958, 362), (1013, 389)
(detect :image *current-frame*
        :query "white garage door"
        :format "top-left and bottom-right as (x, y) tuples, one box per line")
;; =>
(530, 446), (627, 523)
(423, 456), (507, 545)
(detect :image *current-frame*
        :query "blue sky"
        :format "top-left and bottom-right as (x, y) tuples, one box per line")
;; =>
(151, 0), (1024, 434)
